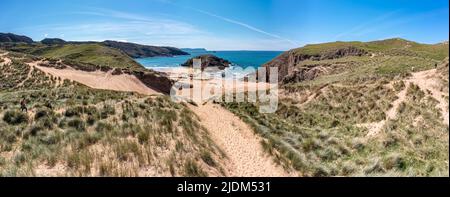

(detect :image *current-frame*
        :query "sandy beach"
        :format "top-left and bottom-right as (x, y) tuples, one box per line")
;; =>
(159, 67), (276, 105)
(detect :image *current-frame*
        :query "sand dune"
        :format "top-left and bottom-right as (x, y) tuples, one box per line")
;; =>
(407, 69), (449, 125)
(190, 103), (293, 177)
(33, 64), (159, 95)
(30, 62), (289, 176)
(364, 68), (449, 137)
(0, 52), (12, 66)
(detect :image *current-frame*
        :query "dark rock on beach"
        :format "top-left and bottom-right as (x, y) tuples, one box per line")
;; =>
(181, 54), (231, 70)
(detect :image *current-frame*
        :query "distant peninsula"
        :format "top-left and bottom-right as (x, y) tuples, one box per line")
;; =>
(181, 48), (208, 53)
(0, 33), (189, 58)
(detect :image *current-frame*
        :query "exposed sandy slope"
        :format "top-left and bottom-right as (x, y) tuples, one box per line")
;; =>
(33, 64), (159, 95)
(385, 88), (407, 120)
(16, 65), (34, 88)
(364, 68), (449, 137)
(364, 85), (409, 137)
(0, 52), (12, 66)
(189, 103), (293, 177)
(407, 69), (449, 125)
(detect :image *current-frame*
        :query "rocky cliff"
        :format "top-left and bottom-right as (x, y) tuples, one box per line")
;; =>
(262, 46), (367, 83)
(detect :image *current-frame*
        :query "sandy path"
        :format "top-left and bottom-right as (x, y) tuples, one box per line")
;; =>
(0, 53), (12, 66)
(165, 68), (291, 176)
(365, 87), (407, 137)
(34, 65), (159, 95)
(386, 87), (408, 120)
(406, 69), (449, 125)
(16, 65), (35, 88)
(364, 68), (449, 137)
(190, 103), (293, 177)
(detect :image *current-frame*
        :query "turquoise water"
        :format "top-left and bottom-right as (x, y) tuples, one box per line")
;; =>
(135, 50), (283, 70)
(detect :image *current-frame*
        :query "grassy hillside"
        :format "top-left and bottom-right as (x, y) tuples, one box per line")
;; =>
(0, 43), (144, 71)
(0, 42), (175, 94)
(293, 38), (449, 61)
(223, 40), (449, 176)
(0, 51), (225, 176)
(224, 81), (448, 176)
(37, 44), (143, 70)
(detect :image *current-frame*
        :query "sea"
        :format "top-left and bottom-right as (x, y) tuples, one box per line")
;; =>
(135, 49), (283, 78)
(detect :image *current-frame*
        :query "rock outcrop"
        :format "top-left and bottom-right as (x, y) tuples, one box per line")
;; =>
(262, 46), (367, 83)
(282, 66), (328, 84)
(0, 33), (34, 43)
(132, 70), (174, 94)
(181, 55), (231, 70)
(102, 40), (189, 58)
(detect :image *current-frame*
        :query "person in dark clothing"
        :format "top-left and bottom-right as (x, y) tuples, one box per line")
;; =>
(20, 98), (27, 112)
(435, 63), (438, 69)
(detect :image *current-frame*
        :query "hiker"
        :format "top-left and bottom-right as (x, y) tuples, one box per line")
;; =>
(435, 63), (438, 69)
(20, 98), (27, 112)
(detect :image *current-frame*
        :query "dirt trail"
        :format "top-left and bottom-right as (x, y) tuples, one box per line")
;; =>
(365, 85), (408, 137)
(0, 53), (12, 66)
(189, 103), (293, 177)
(33, 64), (159, 95)
(385, 87), (408, 120)
(364, 68), (449, 137)
(16, 65), (35, 88)
(406, 69), (449, 125)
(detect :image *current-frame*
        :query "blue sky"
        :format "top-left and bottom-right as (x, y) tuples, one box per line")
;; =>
(0, 0), (448, 50)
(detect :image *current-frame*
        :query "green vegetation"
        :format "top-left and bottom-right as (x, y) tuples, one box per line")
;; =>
(0, 43), (144, 71)
(3, 110), (28, 125)
(293, 38), (449, 61)
(224, 81), (448, 176)
(223, 40), (449, 176)
(284, 42), (443, 89)
(37, 44), (143, 70)
(0, 52), (225, 177)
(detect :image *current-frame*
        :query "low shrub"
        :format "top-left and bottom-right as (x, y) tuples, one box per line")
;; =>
(3, 110), (28, 125)
(67, 118), (86, 132)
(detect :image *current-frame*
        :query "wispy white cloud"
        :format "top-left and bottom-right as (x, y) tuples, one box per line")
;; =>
(22, 21), (200, 43)
(158, 0), (298, 47)
(14, 6), (295, 50)
(69, 7), (201, 35)
(191, 8), (299, 46)
(335, 8), (448, 41)
(15, 7), (203, 44)
(73, 8), (163, 22)
(334, 11), (399, 40)
(355, 8), (448, 38)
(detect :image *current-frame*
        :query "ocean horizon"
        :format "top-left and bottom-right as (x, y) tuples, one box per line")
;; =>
(135, 50), (283, 71)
